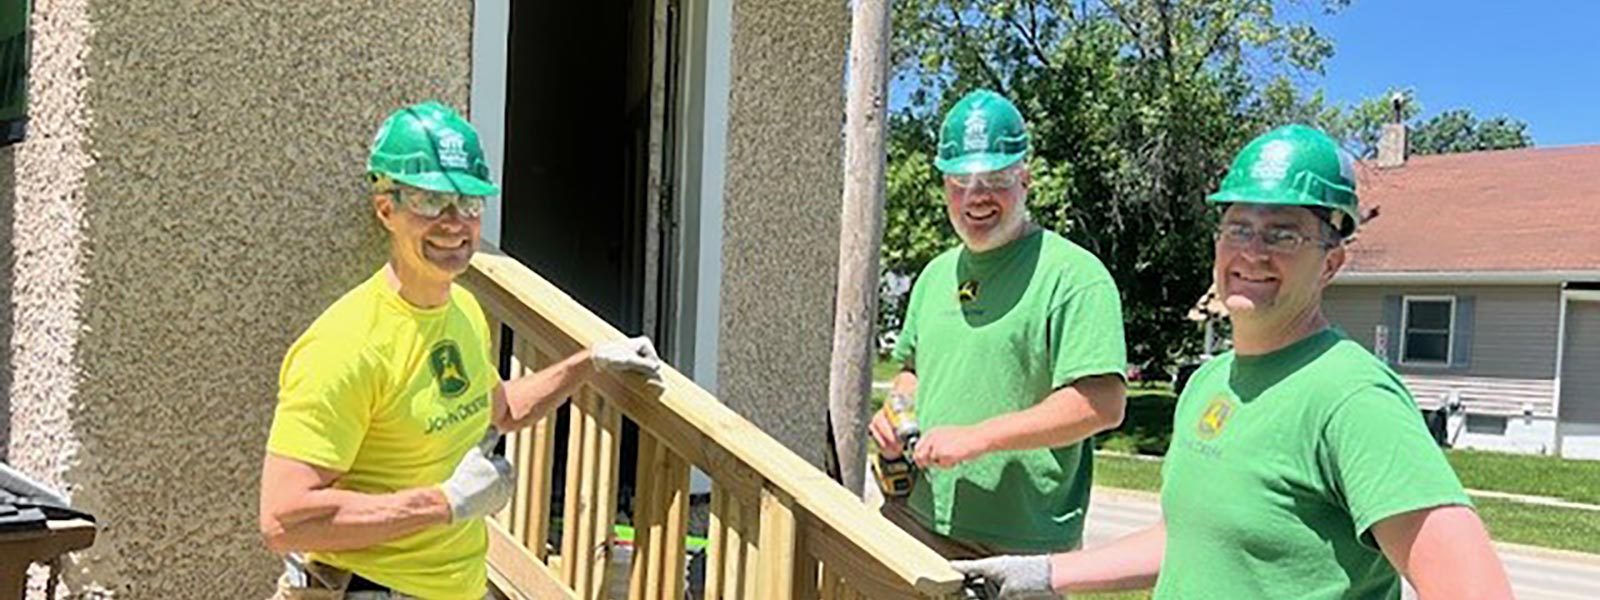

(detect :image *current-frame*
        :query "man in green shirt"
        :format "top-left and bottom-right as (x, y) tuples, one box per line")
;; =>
(868, 90), (1129, 559)
(954, 125), (1513, 599)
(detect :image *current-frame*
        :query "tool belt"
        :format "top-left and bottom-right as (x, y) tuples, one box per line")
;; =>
(270, 555), (407, 600)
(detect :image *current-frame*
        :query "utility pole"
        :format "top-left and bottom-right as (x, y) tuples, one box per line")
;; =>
(828, 0), (891, 496)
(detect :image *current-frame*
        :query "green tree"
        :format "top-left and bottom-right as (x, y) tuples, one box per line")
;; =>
(884, 0), (1350, 370)
(1319, 90), (1532, 159)
(1410, 109), (1533, 155)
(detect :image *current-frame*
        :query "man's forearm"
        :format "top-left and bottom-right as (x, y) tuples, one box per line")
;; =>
(495, 350), (595, 432)
(263, 487), (450, 553)
(1052, 521), (1165, 592)
(978, 375), (1126, 453)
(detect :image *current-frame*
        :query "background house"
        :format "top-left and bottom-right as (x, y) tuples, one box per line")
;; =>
(1324, 126), (1600, 459)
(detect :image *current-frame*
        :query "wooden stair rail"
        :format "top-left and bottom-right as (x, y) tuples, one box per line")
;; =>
(461, 249), (966, 600)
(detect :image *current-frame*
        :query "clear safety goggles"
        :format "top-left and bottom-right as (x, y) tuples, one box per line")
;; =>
(390, 188), (486, 219)
(946, 168), (1023, 191)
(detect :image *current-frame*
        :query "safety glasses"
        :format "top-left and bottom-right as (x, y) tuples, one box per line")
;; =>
(391, 188), (486, 219)
(946, 168), (1023, 191)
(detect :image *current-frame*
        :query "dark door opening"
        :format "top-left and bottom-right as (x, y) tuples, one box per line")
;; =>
(498, 0), (681, 545)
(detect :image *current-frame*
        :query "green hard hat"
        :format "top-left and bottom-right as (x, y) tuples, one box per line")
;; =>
(934, 90), (1030, 175)
(1207, 124), (1360, 237)
(367, 101), (499, 196)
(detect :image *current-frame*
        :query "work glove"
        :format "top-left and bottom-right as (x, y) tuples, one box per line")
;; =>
(952, 555), (1056, 599)
(592, 336), (663, 378)
(438, 428), (515, 523)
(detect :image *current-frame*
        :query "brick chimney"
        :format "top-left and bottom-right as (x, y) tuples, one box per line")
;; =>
(1377, 92), (1408, 168)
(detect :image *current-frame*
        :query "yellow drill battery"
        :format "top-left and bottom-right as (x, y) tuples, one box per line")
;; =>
(872, 393), (921, 497)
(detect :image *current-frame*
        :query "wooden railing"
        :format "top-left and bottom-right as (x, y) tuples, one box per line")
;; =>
(461, 250), (966, 600)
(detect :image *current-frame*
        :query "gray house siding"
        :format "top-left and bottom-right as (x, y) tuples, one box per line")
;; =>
(1323, 284), (1563, 418)
(1561, 300), (1600, 425)
(1324, 285), (1562, 379)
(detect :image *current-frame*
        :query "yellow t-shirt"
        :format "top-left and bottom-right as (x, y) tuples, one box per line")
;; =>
(267, 269), (498, 600)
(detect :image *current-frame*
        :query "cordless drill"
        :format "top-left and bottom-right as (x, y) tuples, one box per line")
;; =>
(872, 393), (921, 498)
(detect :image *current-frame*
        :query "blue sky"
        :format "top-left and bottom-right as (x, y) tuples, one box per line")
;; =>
(889, 1), (1600, 147)
(1308, 0), (1599, 146)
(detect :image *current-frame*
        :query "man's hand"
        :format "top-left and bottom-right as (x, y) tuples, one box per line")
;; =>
(952, 555), (1055, 599)
(592, 336), (663, 377)
(869, 406), (905, 459)
(438, 428), (515, 523)
(915, 425), (992, 468)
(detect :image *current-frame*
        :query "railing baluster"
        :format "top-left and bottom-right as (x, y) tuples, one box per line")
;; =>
(627, 433), (661, 600)
(560, 398), (587, 587)
(574, 389), (604, 598)
(720, 492), (746, 600)
(528, 349), (558, 558)
(703, 484), (727, 600)
(741, 493), (760, 600)
(589, 394), (622, 599)
(506, 339), (536, 545)
(757, 487), (798, 598)
(659, 451), (690, 600)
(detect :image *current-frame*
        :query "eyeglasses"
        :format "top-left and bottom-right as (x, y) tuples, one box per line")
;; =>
(391, 188), (486, 219)
(1215, 222), (1336, 254)
(947, 169), (1023, 190)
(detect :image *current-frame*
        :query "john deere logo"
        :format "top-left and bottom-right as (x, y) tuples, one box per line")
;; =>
(1196, 395), (1234, 440)
(428, 341), (471, 398)
(958, 280), (980, 303)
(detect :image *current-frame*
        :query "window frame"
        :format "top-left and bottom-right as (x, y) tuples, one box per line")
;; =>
(1399, 295), (1456, 366)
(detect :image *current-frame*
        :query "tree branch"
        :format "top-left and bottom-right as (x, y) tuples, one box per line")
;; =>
(946, 2), (1008, 93)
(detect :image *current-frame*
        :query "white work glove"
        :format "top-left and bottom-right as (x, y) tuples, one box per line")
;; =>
(591, 336), (663, 377)
(952, 555), (1056, 599)
(438, 428), (515, 523)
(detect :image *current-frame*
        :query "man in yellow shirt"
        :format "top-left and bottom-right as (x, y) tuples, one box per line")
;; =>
(259, 102), (661, 599)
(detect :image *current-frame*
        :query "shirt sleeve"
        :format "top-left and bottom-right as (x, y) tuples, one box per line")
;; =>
(266, 335), (383, 472)
(1048, 280), (1128, 388)
(891, 277), (923, 366)
(1318, 384), (1473, 549)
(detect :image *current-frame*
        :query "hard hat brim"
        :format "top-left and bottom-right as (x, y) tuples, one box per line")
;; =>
(934, 152), (1026, 175)
(388, 170), (501, 196)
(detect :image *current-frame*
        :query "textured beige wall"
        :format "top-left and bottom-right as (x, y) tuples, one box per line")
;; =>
(6, 0), (92, 596)
(717, 0), (848, 469)
(7, 1), (475, 597)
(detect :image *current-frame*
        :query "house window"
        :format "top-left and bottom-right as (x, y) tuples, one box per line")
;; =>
(1465, 413), (1507, 435)
(1401, 296), (1455, 365)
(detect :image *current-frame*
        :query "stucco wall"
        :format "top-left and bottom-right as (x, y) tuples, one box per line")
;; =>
(716, 0), (847, 469)
(5, 0), (92, 596)
(8, 1), (475, 597)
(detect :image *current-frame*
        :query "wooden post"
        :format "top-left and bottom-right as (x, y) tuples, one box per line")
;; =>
(828, 0), (893, 496)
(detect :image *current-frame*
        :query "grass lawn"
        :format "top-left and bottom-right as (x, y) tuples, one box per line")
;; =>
(1447, 449), (1600, 505)
(1092, 450), (1600, 554)
(873, 357), (903, 383)
(1473, 496), (1600, 554)
(1093, 453), (1164, 493)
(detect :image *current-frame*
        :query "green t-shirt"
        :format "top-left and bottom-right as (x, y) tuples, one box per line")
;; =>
(1156, 328), (1471, 600)
(892, 229), (1126, 551)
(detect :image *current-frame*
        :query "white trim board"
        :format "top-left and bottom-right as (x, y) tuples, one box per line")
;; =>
(470, 0), (510, 247)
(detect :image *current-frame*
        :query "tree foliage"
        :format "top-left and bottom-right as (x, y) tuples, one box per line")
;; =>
(884, 0), (1352, 370)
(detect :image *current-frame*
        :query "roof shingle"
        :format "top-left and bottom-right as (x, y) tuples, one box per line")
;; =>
(1345, 145), (1600, 273)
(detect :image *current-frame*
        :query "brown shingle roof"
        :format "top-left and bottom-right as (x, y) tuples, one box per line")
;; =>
(1345, 145), (1600, 273)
